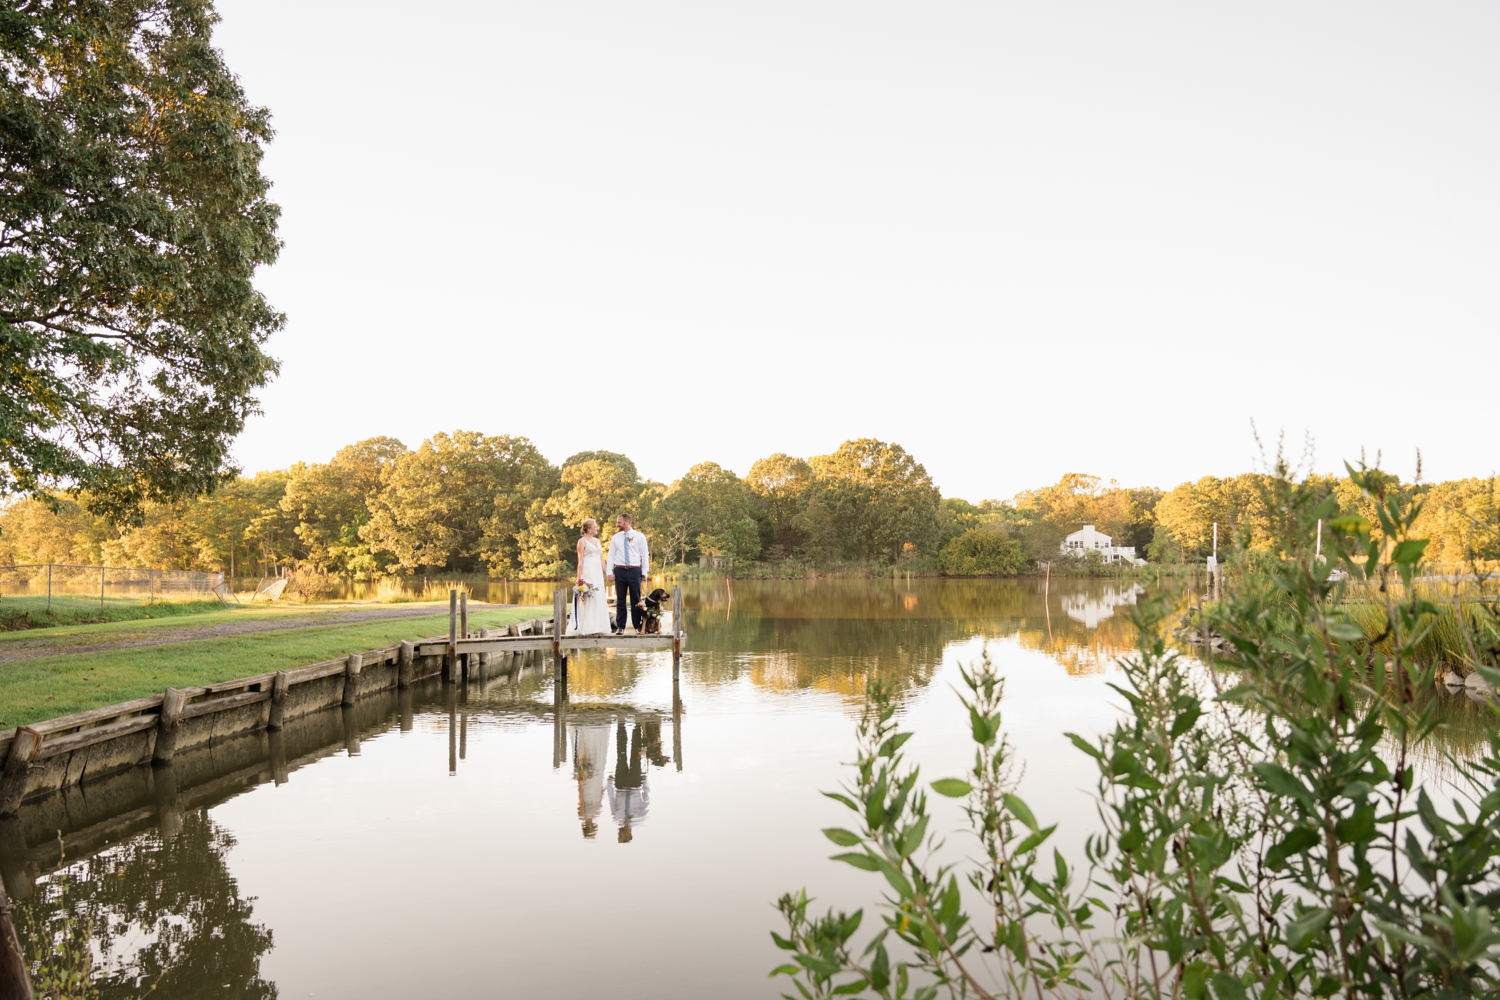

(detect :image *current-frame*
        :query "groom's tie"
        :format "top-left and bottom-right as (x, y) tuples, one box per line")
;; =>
(623, 531), (632, 566)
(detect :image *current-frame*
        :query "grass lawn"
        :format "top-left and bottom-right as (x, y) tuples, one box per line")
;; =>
(0, 605), (544, 729)
(0, 596), (490, 637)
(0, 599), (471, 645)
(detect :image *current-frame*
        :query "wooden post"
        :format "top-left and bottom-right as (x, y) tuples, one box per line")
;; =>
(267, 669), (289, 730)
(553, 588), (566, 658)
(0, 873), (34, 1000)
(446, 589), (458, 681)
(478, 628), (490, 668)
(0, 728), (41, 817)
(397, 640), (414, 688)
(342, 653), (363, 707)
(672, 585), (684, 680)
(100, 564), (106, 612)
(153, 688), (187, 764)
(459, 592), (469, 680)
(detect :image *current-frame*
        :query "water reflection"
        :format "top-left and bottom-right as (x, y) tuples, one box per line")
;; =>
(14, 812), (275, 1000)
(4, 577), (1187, 995)
(681, 578), (1167, 688)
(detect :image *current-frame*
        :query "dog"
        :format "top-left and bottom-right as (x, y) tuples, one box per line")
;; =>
(636, 588), (671, 634)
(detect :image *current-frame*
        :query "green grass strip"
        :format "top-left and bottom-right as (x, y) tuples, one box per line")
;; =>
(0, 606), (544, 729)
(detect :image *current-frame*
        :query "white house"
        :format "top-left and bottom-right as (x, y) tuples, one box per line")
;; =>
(1060, 525), (1141, 564)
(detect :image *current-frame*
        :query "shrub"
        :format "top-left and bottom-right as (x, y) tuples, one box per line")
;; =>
(937, 529), (1027, 576)
(771, 461), (1500, 999)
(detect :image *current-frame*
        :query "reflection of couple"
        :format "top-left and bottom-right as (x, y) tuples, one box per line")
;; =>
(569, 513), (651, 636)
(574, 719), (655, 841)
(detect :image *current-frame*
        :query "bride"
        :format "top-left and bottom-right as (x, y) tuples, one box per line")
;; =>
(569, 518), (611, 635)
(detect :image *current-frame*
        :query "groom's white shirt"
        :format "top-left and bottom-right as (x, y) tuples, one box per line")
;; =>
(606, 529), (650, 576)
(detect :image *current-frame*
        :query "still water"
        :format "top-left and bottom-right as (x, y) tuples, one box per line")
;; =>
(13, 578), (1171, 998)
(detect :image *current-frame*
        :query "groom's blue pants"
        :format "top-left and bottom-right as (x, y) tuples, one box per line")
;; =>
(614, 567), (642, 631)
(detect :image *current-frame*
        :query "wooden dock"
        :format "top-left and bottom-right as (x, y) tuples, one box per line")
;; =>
(416, 586), (684, 687)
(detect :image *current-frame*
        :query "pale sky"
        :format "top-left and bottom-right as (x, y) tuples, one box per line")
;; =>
(215, 2), (1499, 502)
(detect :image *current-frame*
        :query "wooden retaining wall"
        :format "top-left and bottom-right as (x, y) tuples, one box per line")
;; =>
(0, 614), (556, 811)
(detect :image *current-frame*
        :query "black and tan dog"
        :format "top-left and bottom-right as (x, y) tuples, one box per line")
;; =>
(635, 588), (672, 634)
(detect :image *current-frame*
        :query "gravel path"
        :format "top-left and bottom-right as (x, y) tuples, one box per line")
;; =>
(0, 604), (521, 666)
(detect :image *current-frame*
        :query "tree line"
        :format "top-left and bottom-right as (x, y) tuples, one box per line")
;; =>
(0, 431), (1494, 578)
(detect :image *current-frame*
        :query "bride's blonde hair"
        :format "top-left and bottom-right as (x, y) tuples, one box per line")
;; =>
(581, 518), (598, 535)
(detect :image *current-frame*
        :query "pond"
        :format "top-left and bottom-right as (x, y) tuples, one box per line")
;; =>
(0, 578), (1328, 997)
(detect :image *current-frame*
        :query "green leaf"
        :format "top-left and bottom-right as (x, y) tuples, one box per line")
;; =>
(1182, 961), (1210, 1000)
(823, 828), (862, 847)
(1286, 907), (1332, 951)
(771, 931), (796, 951)
(769, 964), (802, 977)
(1210, 972), (1248, 1000)
(1274, 826), (1320, 860)
(832, 982), (867, 996)
(823, 792), (859, 811)
(1391, 539), (1429, 565)
(869, 944), (891, 991)
(879, 732), (914, 758)
(1326, 622), (1365, 641)
(1170, 699), (1203, 737)
(795, 953), (842, 977)
(1066, 732), (1104, 759)
(1329, 514), (1371, 535)
(930, 778), (973, 798)
(832, 852), (881, 872)
(1015, 824), (1057, 855)
(1252, 762), (1313, 806)
(1002, 793), (1039, 832)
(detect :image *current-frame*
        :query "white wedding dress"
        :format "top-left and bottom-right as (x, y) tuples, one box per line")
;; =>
(569, 536), (611, 635)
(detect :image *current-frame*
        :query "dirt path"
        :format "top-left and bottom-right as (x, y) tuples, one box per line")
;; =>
(0, 604), (520, 666)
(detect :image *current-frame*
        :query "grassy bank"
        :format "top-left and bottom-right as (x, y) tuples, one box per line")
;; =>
(0, 604), (543, 729)
(0, 597), (237, 632)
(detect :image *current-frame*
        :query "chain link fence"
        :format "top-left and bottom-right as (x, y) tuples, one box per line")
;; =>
(0, 564), (228, 617)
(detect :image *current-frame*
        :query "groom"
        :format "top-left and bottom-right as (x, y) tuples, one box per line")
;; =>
(605, 513), (650, 634)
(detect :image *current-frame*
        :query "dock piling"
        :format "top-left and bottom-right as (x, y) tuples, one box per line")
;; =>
(446, 589), (458, 681)
(268, 669), (289, 730)
(153, 688), (187, 765)
(397, 640), (414, 688)
(0, 728), (41, 817)
(342, 654), (362, 707)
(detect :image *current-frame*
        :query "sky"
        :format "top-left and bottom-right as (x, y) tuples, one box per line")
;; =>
(214, 1), (1500, 502)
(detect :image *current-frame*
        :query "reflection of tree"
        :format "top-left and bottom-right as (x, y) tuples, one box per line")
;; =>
(679, 579), (1190, 688)
(15, 810), (275, 1000)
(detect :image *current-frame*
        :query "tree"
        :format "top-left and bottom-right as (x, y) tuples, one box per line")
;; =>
(361, 431), (555, 573)
(806, 440), (942, 563)
(1, 0), (283, 521)
(562, 451), (638, 482)
(747, 453), (813, 553)
(655, 462), (763, 565)
(279, 437), (408, 574)
(518, 458), (642, 574)
(937, 528), (1027, 576)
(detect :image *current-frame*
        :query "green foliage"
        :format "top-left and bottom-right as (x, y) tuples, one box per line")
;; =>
(802, 440), (944, 564)
(772, 460), (1500, 999)
(279, 437), (408, 575)
(360, 431), (555, 574)
(936, 529), (1027, 576)
(0, 0), (283, 521)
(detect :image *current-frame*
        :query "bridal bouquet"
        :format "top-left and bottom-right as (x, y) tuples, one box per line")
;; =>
(573, 580), (599, 601)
